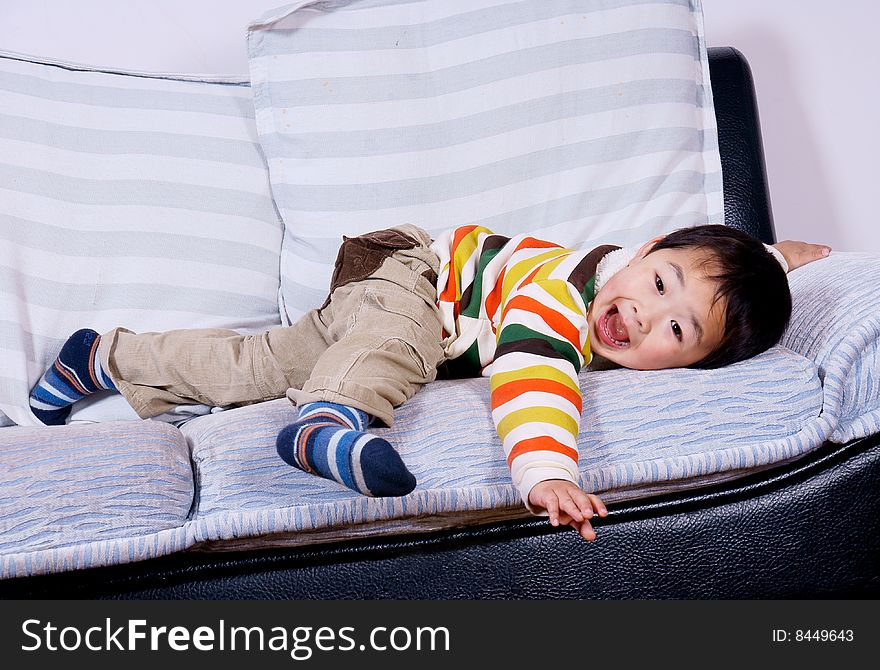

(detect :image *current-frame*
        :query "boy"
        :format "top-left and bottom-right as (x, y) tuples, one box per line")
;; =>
(29, 224), (830, 541)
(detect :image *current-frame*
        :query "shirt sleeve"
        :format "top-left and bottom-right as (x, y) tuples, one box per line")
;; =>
(763, 243), (790, 273)
(489, 278), (590, 512)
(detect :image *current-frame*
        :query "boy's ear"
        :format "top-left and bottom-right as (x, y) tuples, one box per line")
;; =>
(634, 236), (665, 260)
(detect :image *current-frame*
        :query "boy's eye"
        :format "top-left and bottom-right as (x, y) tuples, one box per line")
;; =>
(655, 274), (664, 294)
(671, 320), (682, 342)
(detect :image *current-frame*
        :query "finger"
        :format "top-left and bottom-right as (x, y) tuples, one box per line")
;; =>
(803, 242), (830, 257)
(588, 494), (608, 517)
(556, 512), (573, 526)
(576, 518), (597, 542)
(545, 493), (560, 527)
(559, 493), (584, 523)
(569, 489), (594, 519)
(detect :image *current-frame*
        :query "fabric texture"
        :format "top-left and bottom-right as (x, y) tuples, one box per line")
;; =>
(247, 0), (724, 321)
(0, 344), (829, 578)
(0, 51), (284, 426)
(781, 252), (880, 443)
(0, 420), (192, 558)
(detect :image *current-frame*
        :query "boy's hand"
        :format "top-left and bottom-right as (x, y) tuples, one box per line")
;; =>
(773, 240), (831, 272)
(528, 479), (608, 542)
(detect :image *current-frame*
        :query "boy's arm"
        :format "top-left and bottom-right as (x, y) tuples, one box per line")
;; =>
(490, 278), (606, 539)
(771, 241), (831, 272)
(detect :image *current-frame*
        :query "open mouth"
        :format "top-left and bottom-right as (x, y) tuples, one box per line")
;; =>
(598, 304), (630, 348)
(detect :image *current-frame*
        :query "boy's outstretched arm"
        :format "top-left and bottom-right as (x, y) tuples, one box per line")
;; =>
(490, 278), (608, 542)
(528, 479), (608, 541)
(772, 240), (831, 272)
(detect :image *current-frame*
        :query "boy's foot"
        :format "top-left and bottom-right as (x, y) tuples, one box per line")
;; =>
(276, 401), (416, 497)
(29, 329), (117, 425)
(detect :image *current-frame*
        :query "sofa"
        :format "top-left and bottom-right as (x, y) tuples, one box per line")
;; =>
(0, 3), (878, 598)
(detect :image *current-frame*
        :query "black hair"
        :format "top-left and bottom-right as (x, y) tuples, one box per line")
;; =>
(645, 224), (792, 369)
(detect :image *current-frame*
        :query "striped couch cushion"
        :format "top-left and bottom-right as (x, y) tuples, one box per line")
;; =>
(0, 343), (827, 578)
(247, 0), (724, 321)
(781, 252), (880, 444)
(176, 345), (828, 550)
(0, 420), (192, 559)
(0, 51), (284, 426)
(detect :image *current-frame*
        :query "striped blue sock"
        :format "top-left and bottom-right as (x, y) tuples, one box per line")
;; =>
(29, 329), (117, 426)
(276, 401), (416, 497)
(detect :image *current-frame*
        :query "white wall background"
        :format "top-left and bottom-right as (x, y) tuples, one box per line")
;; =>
(702, 0), (878, 252)
(1, 0), (877, 251)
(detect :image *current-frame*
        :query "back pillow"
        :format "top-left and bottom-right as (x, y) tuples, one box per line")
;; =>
(248, 0), (723, 320)
(0, 52), (283, 426)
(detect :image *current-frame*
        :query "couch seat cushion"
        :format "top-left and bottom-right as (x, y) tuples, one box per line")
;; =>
(0, 421), (192, 562)
(178, 345), (828, 551)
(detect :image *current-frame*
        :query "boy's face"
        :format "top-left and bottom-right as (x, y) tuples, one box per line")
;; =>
(587, 242), (726, 370)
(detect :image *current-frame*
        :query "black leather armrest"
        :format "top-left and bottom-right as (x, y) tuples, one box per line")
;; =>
(707, 47), (776, 243)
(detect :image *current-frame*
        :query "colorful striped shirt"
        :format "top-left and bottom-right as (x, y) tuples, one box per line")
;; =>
(430, 225), (619, 506)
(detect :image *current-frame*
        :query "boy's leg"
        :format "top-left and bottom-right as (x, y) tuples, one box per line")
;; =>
(277, 225), (445, 496)
(96, 310), (332, 419)
(287, 225), (445, 427)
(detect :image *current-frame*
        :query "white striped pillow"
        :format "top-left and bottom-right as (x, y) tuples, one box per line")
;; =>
(248, 0), (723, 321)
(0, 52), (283, 426)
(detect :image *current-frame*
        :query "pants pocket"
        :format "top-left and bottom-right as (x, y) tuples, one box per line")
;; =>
(364, 286), (429, 327)
(358, 287), (444, 379)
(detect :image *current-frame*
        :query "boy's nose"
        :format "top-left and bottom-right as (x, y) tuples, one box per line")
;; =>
(631, 304), (647, 333)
